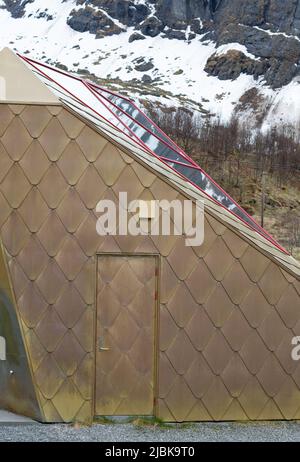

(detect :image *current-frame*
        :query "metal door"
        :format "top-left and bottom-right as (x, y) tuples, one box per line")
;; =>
(95, 254), (158, 416)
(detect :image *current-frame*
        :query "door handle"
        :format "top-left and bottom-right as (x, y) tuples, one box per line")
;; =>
(98, 336), (110, 352)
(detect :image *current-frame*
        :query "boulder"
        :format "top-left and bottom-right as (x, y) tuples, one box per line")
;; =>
(135, 60), (154, 72)
(142, 74), (152, 84)
(67, 6), (124, 36)
(205, 50), (269, 81)
(140, 16), (164, 37)
(163, 29), (186, 40)
(128, 32), (146, 43)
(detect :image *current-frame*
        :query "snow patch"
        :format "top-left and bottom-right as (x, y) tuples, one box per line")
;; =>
(0, 0), (299, 129)
(215, 43), (259, 61)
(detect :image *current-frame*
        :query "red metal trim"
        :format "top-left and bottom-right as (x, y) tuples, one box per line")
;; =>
(88, 83), (193, 162)
(124, 98), (189, 155)
(88, 79), (285, 246)
(160, 155), (283, 248)
(19, 55), (88, 83)
(160, 156), (200, 169)
(21, 55), (194, 163)
(155, 156), (286, 251)
(19, 55), (122, 134)
(19, 54), (288, 254)
(83, 80), (134, 103)
(198, 165), (283, 247)
(20, 54), (158, 154)
(89, 78), (283, 246)
(21, 56), (163, 162)
(91, 82), (190, 157)
(19, 55), (159, 163)
(162, 159), (288, 253)
(84, 82), (157, 154)
(87, 80), (280, 247)
(20, 54), (135, 104)
(20, 54), (154, 158)
(82, 81), (135, 138)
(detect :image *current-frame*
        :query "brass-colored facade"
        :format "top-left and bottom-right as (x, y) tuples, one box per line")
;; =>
(0, 240), (41, 419)
(0, 103), (300, 423)
(95, 254), (157, 416)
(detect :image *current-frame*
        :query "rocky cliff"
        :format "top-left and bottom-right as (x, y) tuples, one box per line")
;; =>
(62, 0), (300, 88)
(2, 0), (300, 88)
(1, 0), (300, 129)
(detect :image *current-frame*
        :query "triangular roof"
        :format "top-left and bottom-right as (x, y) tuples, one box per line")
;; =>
(1, 48), (299, 279)
(0, 48), (59, 104)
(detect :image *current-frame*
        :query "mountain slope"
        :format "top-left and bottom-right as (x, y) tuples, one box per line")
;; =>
(0, 0), (300, 130)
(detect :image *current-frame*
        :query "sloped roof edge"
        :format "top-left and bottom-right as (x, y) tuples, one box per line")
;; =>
(62, 102), (300, 280)
(3, 49), (298, 279)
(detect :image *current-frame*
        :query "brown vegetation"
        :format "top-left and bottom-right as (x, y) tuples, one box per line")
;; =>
(148, 108), (300, 259)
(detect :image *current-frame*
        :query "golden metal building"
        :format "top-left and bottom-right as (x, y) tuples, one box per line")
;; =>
(0, 47), (300, 423)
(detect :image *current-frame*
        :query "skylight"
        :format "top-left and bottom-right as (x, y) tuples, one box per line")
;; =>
(19, 54), (288, 254)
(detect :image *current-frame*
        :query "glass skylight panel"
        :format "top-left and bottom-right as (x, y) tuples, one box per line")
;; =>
(164, 159), (270, 235)
(93, 92), (186, 161)
(95, 89), (180, 151)
(95, 88), (272, 239)
(23, 56), (284, 251)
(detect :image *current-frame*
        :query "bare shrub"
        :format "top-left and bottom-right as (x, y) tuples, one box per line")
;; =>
(147, 107), (300, 254)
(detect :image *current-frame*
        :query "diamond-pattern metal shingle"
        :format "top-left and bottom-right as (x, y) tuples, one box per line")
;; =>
(19, 188), (50, 232)
(0, 103), (299, 423)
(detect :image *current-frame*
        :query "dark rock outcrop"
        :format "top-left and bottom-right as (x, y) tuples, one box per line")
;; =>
(128, 32), (145, 43)
(140, 16), (164, 37)
(66, 0), (300, 87)
(156, 0), (212, 30)
(4, 0), (300, 88)
(134, 60), (154, 72)
(1, 0), (34, 18)
(82, 0), (149, 26)
(205, 50), (269, 81)
(163, 29), (186, 40)
(214, 20), (300, 88)
(142, 74), (153, 84)
(67, 6), (124, 37)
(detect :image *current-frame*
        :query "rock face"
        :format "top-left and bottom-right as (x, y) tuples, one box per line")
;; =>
(204, 50), (269, 82)
(69, 0), (149, 29)
(140, 16), (164, 37)
(156, 0), (212, 29)
(212, 1), (300, 88)
(4, 0), (300, 88)
(1, 0), (34, 18)
(67, 5), (124, 37)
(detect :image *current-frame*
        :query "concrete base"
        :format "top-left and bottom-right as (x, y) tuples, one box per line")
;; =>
(0, 410), (38, 425)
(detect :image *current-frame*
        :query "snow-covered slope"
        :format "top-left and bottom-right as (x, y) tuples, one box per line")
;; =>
(0, 0), (300, 130)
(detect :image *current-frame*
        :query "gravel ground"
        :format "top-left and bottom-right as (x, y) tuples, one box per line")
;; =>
(0, 421), (300, 442)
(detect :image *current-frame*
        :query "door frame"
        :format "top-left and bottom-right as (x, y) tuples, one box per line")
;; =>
(93, 252), (161, 419)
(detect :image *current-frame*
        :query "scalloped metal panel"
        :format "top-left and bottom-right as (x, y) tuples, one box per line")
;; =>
(0, 103), (299, 423)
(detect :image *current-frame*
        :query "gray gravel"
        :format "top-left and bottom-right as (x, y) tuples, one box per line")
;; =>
(0, 421), (300, 442)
